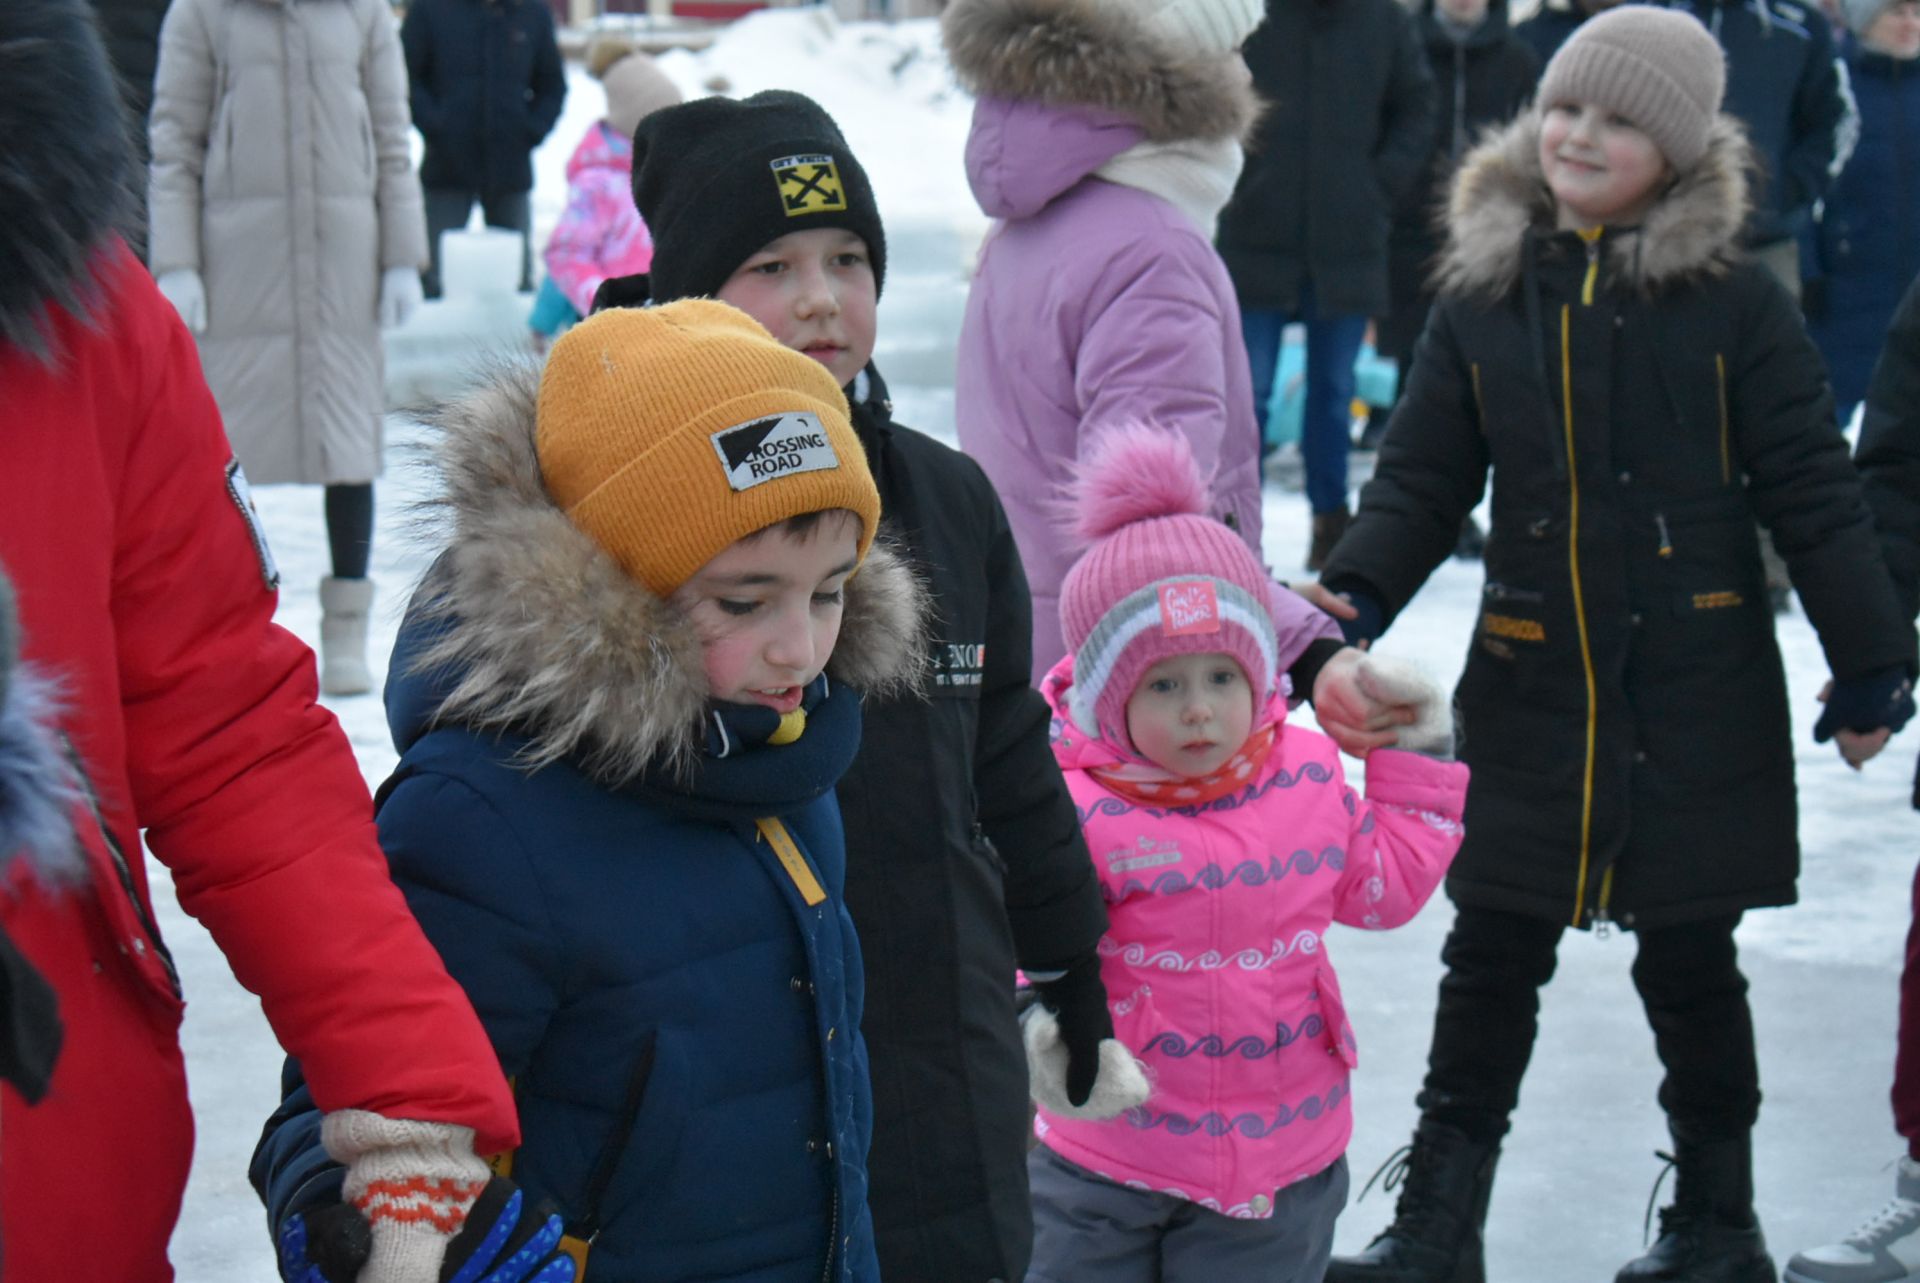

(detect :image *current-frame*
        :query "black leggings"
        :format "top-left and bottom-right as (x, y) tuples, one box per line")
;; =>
(1419, 905), (1760, 1143)
(324, 483), (373, 580)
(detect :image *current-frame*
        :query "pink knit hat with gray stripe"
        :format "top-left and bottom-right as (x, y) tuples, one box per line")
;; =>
(1058, 426), (1278, 747)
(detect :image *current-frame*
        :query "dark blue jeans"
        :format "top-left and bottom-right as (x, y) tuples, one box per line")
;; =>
(1241, 283), (1369, 516)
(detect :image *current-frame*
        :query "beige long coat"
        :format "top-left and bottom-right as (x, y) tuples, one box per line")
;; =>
(149, 0), (427, 484)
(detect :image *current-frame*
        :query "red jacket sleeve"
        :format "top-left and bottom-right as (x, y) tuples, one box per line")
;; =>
(108, 254), (518, 1154)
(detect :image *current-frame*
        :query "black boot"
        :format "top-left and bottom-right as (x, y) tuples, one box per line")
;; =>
(1326, 1120), (1501, 1283)
(1616, 1132), (1777, 1283)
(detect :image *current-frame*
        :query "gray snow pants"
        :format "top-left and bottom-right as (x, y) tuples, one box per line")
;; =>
(1026, 1144), (1350, 1282)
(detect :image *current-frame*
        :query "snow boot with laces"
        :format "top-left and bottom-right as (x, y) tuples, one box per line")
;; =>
(1325, 1119), (1502, 1283)
(1785, 1155), (1920, 1282)
(1616, 1131), (1777, 1283)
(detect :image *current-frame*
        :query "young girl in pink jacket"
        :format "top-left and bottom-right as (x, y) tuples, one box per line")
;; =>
(1022, 426), (1469, 1280)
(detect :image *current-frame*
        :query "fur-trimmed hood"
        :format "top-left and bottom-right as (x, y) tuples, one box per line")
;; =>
(0, 0), (139, 357)
(393, 362), (929, 787)
(1434, 110), (1754, 300)
(941, 0), (1259, 145)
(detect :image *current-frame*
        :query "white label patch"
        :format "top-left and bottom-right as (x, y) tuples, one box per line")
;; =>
(225, 458), (281, 590)
(709, 412), (839, 492)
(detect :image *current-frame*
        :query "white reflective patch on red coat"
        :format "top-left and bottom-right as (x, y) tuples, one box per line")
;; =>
(225, 459), (280, 590)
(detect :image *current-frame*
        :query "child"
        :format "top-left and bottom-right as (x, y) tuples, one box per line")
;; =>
(1025, 425), (1469, 1281)
(1316, 10), (1919, 1281)
(528, 41), (679, 347)
(252, 299), (928, 1282)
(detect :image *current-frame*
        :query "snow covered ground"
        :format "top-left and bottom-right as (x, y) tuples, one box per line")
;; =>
(160, 11), (1912, 1278)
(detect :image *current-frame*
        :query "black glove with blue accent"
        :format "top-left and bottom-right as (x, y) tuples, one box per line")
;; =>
(1813, 666), (1916, 744)
(277, 1178), (575, 1283)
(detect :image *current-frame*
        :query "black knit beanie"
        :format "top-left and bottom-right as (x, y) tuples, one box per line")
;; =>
(631, 90), (887, 304)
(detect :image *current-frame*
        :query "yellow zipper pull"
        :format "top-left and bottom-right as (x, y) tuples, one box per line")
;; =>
(758, 817), (828, 906)
(1577, 226), (1604, 307)
(1655, 513), (1673, 559)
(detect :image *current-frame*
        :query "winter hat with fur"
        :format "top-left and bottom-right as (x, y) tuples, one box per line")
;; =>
(631, 90), (886, 304)
(1059, 425), (1278, 746)
(1535, 5), (1727, 173)
(1106, 0), (1267, 55)
(600, 52), (681, 142)
(535, 298), (880, 597)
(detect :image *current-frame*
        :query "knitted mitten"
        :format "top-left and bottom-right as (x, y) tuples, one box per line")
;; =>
(1354, 654), (1455, 759)
(321, 1111), (491, 1283)
(1022, 1005), (1152, 1120)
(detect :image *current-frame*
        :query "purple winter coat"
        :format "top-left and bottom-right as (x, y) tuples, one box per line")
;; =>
(956, 96), (1335, 682)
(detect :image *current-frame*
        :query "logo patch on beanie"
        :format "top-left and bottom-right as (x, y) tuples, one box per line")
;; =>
(1158, 581), (1222, 637)
(711, 412), (841, 491)
(771, 154), (847, 216)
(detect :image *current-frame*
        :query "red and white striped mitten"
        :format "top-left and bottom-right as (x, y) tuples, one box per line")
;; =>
(321, 1110), (492, 1283)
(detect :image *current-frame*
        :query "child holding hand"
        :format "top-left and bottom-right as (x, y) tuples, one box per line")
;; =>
(1024, 426), (1468, 1282)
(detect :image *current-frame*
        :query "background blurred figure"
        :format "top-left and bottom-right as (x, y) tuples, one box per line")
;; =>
(529, 38), (679, 348)
(1807, 0), (1920, 424)
(1375, 0), (1535, 558)
(87, 0), (168, 259)
(402, 0), (566, 299)
(1216, 0), (1435, 571)
(149, 0), (428, 696)
(1512, 0), (1620, 66)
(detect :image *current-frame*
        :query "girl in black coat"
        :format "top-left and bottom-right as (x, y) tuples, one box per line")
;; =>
(1319, 10), (1918, 1283)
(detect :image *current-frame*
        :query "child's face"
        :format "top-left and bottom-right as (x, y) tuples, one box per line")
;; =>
(1867, 1), (1920, 58)
(1540, 103), (1672, 230)
(1124, 653), (1256, 778)
(716, 229), (878, 390)
(671, 511), (863, 712)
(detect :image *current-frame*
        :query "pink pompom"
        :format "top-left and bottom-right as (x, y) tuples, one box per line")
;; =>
(1070, 424), (1214, 545)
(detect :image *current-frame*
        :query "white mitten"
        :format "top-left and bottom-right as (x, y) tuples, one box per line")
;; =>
(321, 1110), (491, 1283)
(1022, 1005), (1152, 1120)
(155, 268), (206, 333)
(1355, 653), (1455, 758)
(379, 265), (424, 329)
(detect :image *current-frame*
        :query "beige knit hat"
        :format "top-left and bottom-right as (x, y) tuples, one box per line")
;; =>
(601, 52), (682, 141)
(1535, 5), (1727, 173)
(1109, 0), (1267, 55)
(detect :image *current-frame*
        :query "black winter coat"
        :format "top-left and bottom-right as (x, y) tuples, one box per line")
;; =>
(399, 0), (564, 196)
(840, 370), (1107, 1283)
(1378, 0), (1537, 360)
(1853, 273), (1920, 806)
(1324, 113), (1915, 931)
(1512, 2), (1585, 64)
(1217, 0), (1437, 316)
(1663, 0), (1850, 248)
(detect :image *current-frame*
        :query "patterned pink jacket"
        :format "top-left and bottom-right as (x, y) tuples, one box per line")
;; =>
(1035, 655), (1468, 1218)
(544, 121), (653, 316)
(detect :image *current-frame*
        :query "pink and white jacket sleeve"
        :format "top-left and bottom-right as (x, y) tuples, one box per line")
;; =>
(1332, 749), (1469, 931)
(544, 167), (652, 316)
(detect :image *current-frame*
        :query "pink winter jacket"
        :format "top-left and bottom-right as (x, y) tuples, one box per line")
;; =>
(544, 121), (653, 316)
(1035, 656), (1468, 1218)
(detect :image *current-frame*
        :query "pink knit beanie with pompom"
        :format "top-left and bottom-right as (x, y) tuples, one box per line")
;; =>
(1058, 425), (1279, 746)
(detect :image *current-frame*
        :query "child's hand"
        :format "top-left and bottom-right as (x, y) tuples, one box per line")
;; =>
(1312, 647), (1418, 756)
(1354, 654), (1454, 758)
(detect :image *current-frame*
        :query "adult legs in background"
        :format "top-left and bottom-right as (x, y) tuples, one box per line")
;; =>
(479, 189), (535, 294)
(1617, 913), (1774, 1283)
(421, 188), (478, 301)
(318, 483), (375, 697)
(1240, 307), (1289, 465)
(1327, 905), (1563, 1282)
(1299, 283), (1369, 571)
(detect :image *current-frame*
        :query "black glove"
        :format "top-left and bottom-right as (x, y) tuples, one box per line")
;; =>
(277, 1201), (373, 1283)
(277, 1177), (574, 1283)
(1814, 666), (1916, 743)
(1029, 955), (1114, 1108)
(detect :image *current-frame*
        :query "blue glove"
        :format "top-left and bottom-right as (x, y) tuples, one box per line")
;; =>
(277, 1178), (575, 1283)
(1814, 666), (1917, 743)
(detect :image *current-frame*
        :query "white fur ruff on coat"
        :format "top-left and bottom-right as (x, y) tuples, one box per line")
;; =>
(1022, 1006), (1153, 1120)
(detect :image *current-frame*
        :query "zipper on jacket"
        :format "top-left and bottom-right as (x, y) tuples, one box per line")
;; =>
(821, 1186), (839, 1283)
(1559, 305), (1603, 930)
(1577, 227), (1604, 306)
(1655, 513), (1674, 559)
(1715, 353), (1732, 484)
(1595, 867), (1617, 937)
(58, 733), (181, 998)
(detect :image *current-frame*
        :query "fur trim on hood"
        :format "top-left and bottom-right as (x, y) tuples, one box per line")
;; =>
(405, 360), (930, 786)
(0, 0), (139, 358)
(1434, 111), (1754, 301)
(942, 0), (1259, 143)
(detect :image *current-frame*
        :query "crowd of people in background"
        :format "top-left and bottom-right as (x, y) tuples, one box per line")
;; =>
(5, 0), (1920, 1279)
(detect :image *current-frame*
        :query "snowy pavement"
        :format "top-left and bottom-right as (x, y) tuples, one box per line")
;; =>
(159, 11), (1913, 1279)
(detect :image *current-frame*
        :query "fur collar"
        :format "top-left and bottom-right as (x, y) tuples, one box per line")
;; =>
(1434, 111), (1754, 300)
(405, 361), (929, 786)
(0, 0), (139, 358)
(942, 0), (1259, 143)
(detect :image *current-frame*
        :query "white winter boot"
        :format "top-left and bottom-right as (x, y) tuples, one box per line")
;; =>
(318, 576), (374, 697)
(1786, 1156), (1920, 1282)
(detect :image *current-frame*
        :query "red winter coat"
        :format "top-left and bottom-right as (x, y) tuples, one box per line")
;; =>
(0, 242), (519, 1281)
